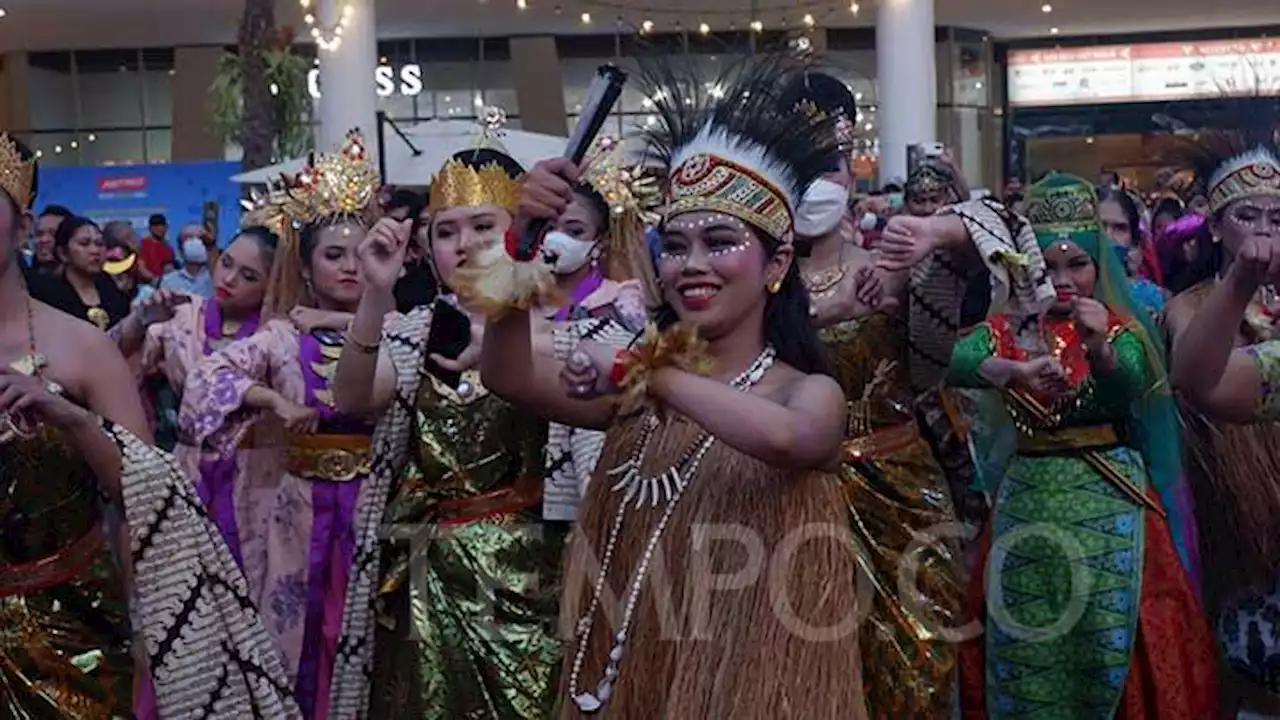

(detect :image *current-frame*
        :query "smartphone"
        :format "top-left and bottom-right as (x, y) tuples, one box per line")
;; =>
(424, 299), (471, 388)
(907, 142), (947, 173)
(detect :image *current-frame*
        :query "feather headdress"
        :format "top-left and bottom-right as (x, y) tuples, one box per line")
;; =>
(637, 53), (843, 243)
(1171, 100), (1280, 215)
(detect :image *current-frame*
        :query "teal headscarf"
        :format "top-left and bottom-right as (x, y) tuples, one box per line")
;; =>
(1025, 173), (1199, 579)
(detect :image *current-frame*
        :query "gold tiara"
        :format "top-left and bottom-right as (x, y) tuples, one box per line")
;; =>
(427, 157), (523, 215)
(905, 163), (954, 198)
(283, 130), (380, 227)
(0, 133), (36, 211)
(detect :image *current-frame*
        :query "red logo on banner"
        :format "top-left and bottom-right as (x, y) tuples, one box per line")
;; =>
(97, 176), (148, 193)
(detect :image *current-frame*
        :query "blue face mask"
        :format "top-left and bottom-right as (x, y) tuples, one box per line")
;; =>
(182, 238), (208, 265)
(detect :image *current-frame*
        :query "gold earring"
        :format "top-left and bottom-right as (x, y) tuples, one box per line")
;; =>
(767, 279), (782, 294)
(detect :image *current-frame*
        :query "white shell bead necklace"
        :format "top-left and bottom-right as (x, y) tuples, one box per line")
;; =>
(568, 344), (777, 713)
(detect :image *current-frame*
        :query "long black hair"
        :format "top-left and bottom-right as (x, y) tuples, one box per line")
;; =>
(234, 224), (280, 269)
(639, 53), (839, 376)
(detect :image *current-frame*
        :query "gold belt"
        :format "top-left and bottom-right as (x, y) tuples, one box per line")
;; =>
(285, 432), (372, 482)
(1017, 424), (1119, 453)
(843, 421), (919, 462)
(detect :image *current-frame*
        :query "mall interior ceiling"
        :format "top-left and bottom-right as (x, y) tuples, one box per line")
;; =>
(1, 0), (1278, 51)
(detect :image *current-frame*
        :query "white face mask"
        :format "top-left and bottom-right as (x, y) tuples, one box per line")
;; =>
(794, 178), (849, 237)
(542, 230), (597, 275)
(181, 238), (208, 265)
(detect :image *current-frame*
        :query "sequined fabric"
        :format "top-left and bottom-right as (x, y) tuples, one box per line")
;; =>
(819, 313), (963, 719)
(1246, 340), (1280, 422)
(368, 369), (563, 719)
(0, 425), (132, 719)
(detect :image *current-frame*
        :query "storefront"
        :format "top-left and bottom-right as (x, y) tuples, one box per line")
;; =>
(1002, 26), (1280, 187)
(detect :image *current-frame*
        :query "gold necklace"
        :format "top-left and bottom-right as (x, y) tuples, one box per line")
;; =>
(802, 244), (848, 300)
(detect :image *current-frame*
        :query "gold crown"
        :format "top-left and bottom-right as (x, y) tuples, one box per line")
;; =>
(905, 163), (954, 198)
(427, 157), (523, 215)
(0, 133), (36, 211)
(281, 130), (380, 227)
(794, 100), (855, 151)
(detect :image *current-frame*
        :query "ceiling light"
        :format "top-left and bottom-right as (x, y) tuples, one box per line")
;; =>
(1085, 136), (1095, 144)
(749, 20), (763, 32)
(580, 11), (591, 23)
(641, 19), (654, 32)
(864, 123), (873, 131)
(1041, 3), (1052, 11)
(802, 13), (815, 27)
(88, 133), (97, 142)
(34, 150), (42, 159)
(516, 0), (527, 8)
(849, 2), (860, 14)
(379, 56), (388, 64)
(0, 9), (9, 18)
(54, 145), (63, 154)
(1050, 26), (1059, 34)
(699, 22), (710, 34)
(975, 81), (984, 89)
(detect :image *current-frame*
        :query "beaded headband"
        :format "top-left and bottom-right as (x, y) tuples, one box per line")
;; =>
(905, 163), (955, 200)
(1207, 146), (1280, 214)
(665, 152), (793, 241)
(0, 133), (36, 211)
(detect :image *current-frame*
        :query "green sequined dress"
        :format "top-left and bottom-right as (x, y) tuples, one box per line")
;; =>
(336, 307), (564, 719)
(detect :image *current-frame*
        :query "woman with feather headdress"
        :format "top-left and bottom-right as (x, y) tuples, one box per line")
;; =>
(1165, 119), (1280, 717)
(328, 117), (573, 719)
(473, 55), (867, 717)
(179, 130), (381, 719)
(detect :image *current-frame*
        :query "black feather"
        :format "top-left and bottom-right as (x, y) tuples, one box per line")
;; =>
(633, 51), (842, 215)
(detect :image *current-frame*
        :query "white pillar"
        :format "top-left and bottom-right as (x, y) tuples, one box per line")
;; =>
(316, 0), (378, 153)
(875, 0), (936, 184)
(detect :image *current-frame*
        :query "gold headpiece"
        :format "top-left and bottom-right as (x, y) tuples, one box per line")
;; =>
(794, 99), (855, 151)
(582, 136), (659, 224)
(581, 136), (662, 307)
(281, 130), (380, 227)
(0, 133), (36, 211)
(1207, 146), (1280, 214)
(239, 185), (290, 238)
(427, 108), (524, 215)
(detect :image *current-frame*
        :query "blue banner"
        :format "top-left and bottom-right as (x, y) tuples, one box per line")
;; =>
(35, 161), (242, 251)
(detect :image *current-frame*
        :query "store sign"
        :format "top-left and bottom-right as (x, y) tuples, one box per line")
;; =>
(97, 175), (149, 199)
(1007, 38), (1280, 107)
(307, 64), (425, 100)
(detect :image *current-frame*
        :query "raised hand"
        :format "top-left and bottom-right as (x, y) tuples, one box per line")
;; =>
(876, 215), (941, 272)
(515, 158), (579, 237)
(357, 218), (413, 293)
(1229, 232), (1280, 291)
(1071, 297), (1111, 353)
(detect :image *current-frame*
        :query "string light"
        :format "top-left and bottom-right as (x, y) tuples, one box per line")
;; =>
(641, 19), (654, 33)
(850, 2), (860, 14)
(699, 22), (710, 34)
(300, 0), (353, 52)
(516, 0), (527, 8)
(1041, 3), (1052, 12)
(749, 19), (763, 32)
(581, 11), (591, 23)
(802, 13), (815, 26)
(1049, 26), (1059, 34)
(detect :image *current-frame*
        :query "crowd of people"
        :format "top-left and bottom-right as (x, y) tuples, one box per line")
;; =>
(2, 52), (1280, 720)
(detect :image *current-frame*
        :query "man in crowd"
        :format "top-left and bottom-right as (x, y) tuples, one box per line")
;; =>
(139, 213), (175, 281)
(159, 225), (214, 298)
(28, 204), (72, 278)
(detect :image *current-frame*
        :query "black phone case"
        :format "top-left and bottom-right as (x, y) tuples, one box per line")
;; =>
(423, 301), (471, 388)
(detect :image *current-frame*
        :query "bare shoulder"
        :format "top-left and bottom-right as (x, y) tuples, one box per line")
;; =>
(33, 302), (131, 394)
(1162, 289), (1203, 341)
(769, 362), (843, 408)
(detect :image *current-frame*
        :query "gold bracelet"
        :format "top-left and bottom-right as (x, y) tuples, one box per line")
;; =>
(346, 335), (380, 355)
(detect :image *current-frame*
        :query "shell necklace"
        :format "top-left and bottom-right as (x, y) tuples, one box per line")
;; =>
(567, 344), (776, 713)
